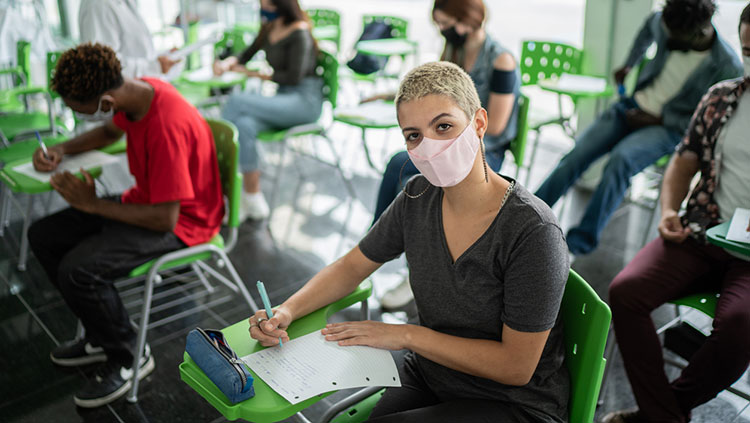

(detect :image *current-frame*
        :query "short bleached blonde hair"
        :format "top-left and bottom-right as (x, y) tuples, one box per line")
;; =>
(395, 61), (481, 120)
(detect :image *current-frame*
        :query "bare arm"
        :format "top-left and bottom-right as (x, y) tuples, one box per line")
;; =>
(49, 170), (180, 233)
(486, 53), (517, 137)
(249, 246), (382, 346)
(404, 324), (550, 386)
(33, 120), (124, 172)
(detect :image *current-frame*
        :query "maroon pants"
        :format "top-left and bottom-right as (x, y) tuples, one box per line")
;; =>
(609, 237), (750, 423)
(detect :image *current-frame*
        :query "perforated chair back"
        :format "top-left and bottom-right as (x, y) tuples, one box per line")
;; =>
(509, 94), (530, 169)
(46, 51), (62, 99)
(520, 41), (583, 86)
(561, 269), (611, 423)
(206, 118), (241, 230)
(316, 49), (339, 108)
(363, 15), (408, 39)
(308, 8), (340, 27)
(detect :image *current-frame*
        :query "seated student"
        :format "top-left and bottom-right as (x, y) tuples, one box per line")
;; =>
(604, 6), (750, 422)
(534, 0), (742, 256)
(79, 0), (180, 78)
(214, 0), (322, 221)
(250, 62), (569, 423)
(371, 0), (521, 308)
(27, 43), (223, 408)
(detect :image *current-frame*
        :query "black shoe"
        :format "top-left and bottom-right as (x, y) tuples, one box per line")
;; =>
(74, 346), (155, 408)
(50, 338), (106, 366)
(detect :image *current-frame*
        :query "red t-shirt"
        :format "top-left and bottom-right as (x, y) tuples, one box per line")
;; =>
(114, 78), (223, 246)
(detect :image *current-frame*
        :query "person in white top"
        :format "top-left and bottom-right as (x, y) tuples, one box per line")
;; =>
(78, 0), (179, 78)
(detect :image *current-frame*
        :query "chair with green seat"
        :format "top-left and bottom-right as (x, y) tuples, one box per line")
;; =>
(0, 41), (67, 145)
(258, 49), (356, 225)
(519, 40), (614, 186)
(179, 280), (373, 422)
(111, 118), (260, 402)
(320, 269), (612, 423)
(308, 9), (341, 51)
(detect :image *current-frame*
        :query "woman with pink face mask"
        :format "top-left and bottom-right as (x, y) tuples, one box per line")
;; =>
(249, 62), (569, 423)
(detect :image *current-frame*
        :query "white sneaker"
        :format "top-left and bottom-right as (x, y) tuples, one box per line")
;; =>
(380, 275), (414, 309)
(240, 192), (270, 221)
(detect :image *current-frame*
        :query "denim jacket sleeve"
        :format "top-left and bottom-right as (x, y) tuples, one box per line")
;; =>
(624, 12), (660, 69)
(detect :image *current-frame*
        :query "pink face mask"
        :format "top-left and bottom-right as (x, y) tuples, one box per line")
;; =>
(406, 123), (480, 187)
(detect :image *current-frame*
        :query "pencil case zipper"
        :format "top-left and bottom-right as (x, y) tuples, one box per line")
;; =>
(196, 328), (248, 388)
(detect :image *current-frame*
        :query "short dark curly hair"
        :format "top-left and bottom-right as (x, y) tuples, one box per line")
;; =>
(51, 43), (124, 103)
(741, 2), (750, 31)
(662, 0), (716, 34)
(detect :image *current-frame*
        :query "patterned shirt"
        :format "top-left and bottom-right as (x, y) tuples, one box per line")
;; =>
(677, 77), (749, 242)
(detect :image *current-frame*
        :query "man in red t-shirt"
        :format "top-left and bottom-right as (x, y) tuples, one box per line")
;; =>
(27, 43), (223, 408)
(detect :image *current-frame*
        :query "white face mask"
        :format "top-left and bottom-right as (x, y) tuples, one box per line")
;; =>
(75, 97), (115, 122)
(744, 56), (750, 77)
(406, 123), (481, 187)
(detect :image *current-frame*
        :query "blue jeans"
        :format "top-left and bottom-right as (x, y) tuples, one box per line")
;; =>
(372, 146), (507, 225)
(221, 77), (323, 173)
(534, 98), (682, 255)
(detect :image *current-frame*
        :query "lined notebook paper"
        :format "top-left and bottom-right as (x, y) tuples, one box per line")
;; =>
(241, 331), (401, 404)
(12, 151), (119, 183)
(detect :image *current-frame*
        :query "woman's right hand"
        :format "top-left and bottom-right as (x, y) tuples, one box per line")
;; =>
(658, 209), (691, 243)
(32, 145), (63, 172)
(248, 307), (292, 347)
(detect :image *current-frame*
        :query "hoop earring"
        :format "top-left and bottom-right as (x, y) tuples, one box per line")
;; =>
(399, 157), (430, 199)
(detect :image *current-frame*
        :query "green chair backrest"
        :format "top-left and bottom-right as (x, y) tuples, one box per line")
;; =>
(16, 40), (32, 85)
(561, 269), (611, 423)
(206, 118), (242, 229)
(46, 51), (62, 99)
(316, 49), (339, 108)
(363, 15), (408, 39)
(509, 94), (530, 169)
(520, 40), (583, 86)
(308, 8), (340, 28)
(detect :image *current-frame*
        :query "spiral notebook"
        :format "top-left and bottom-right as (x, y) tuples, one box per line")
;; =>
(241, 331), (401, 404)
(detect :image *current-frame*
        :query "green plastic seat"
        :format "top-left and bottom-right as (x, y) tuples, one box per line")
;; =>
(179, 280), (373, 422)
(322, 270), (612, 423)
(308, 9), (341, 50)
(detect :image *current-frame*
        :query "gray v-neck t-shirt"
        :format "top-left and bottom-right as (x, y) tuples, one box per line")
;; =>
(359, 176), (570, 422)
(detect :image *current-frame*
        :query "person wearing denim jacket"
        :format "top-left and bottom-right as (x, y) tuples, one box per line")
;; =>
(534, 0), (742, 256)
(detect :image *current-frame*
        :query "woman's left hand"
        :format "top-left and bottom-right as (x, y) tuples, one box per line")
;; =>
(321, 321), (410, 350)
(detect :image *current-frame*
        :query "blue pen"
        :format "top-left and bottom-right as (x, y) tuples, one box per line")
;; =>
(35, 131), (49, 159)
(256, 280), (283, 347)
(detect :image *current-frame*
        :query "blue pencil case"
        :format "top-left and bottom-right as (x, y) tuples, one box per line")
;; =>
(185, 327), (255, 404)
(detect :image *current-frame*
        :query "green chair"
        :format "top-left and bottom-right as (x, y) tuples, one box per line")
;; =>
(600, 290), (750, 406)
(519, 40), (613, 186)
(321, 270), (612, 423)
(508, 94), (531, 181)
(179, 280), (373, 421)
(332, 100), (399, 172)
(121, 118), (259, 402)
(308, 9), (342, 51)
(344, 15), (414, 83)
(258, 49), (356, 224)
(0, 41), (67, 145)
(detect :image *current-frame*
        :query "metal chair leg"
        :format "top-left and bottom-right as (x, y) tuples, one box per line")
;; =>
(127, 272), (158, 403)
(598, 328), (618, 406)
(17, 195), (35, 271)
(191, 262), (215, 293)
(0, 186), (10, 237)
